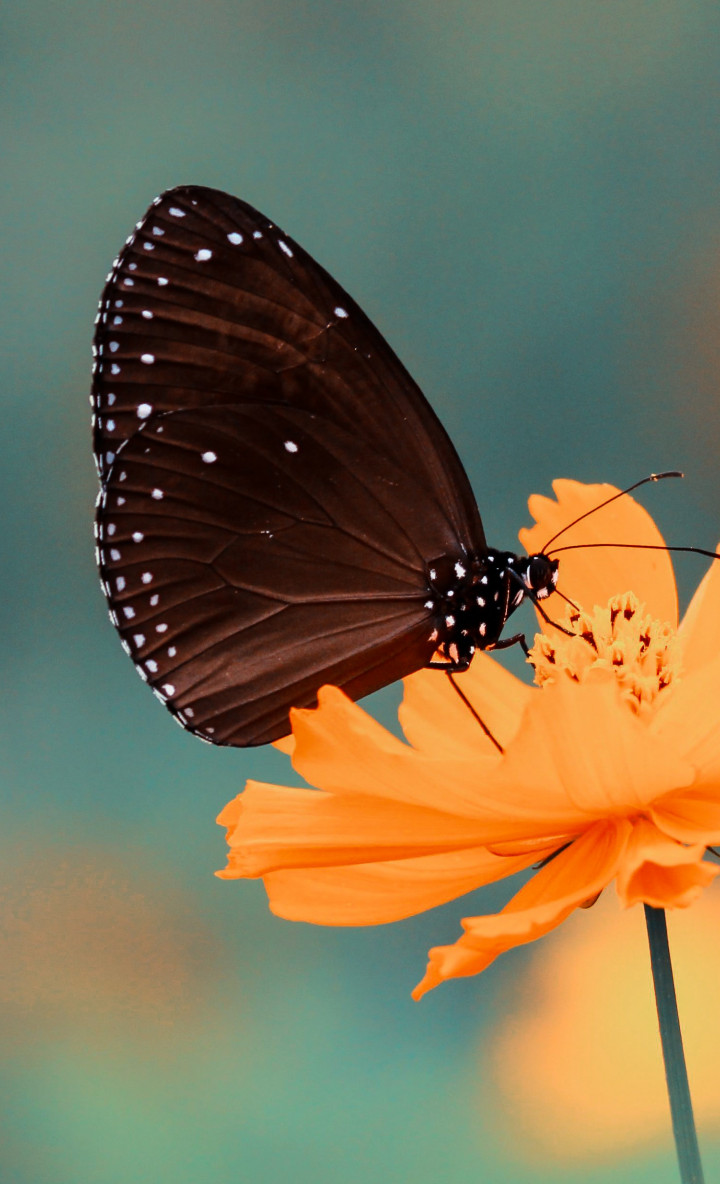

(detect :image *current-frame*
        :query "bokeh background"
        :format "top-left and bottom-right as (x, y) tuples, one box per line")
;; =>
(3, 2), (720, 1181)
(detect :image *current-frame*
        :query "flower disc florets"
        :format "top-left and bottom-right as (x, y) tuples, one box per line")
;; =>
(529, 592), (681, 713)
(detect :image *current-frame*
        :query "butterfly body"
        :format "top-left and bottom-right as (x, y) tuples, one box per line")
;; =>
(92, 186), (557, 745)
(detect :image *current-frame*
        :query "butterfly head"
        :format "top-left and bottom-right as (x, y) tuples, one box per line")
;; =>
(521, 553), (560, 600)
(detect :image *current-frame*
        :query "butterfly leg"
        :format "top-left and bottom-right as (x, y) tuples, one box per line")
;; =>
(446, 673), (503, 753)
(427, 656), (472, 671)
(486, 632), (530, 657)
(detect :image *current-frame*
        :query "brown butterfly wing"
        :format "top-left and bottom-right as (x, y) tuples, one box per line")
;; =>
(92, 186), (486, 744)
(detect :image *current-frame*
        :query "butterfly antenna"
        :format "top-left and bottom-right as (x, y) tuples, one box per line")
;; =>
(550, 542), (720, 561)
(541, 471), (683, 553)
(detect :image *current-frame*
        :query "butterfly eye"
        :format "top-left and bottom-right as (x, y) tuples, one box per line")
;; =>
(528, 555), (559, 596)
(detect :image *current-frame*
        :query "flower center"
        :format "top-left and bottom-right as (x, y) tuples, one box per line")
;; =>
(529, 591), (681, 712)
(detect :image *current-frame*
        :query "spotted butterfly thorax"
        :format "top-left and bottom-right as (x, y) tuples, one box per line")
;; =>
(91, 186), (558, 746)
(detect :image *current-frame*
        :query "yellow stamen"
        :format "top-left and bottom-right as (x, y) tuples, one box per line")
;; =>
(529, 592), (681, 712)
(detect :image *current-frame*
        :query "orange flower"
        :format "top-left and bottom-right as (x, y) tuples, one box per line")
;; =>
(217, 481), (720, 997)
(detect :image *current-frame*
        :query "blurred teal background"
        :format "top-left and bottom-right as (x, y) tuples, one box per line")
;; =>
(2, 1), (720, 1181)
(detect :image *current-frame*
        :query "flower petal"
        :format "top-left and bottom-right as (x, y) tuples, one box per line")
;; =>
(650, 650), (720, 786)
(519, 479), (678, 626)
(412, 818), (631, 998)
(216, 781), (511, 878)
(480, 672), (695, 837)
(289, 685), (499, 816)
(616, 818), (719, 908)
(399, 653), (532, 757)
(678, 544), (720, 674)
(262, 845), (555, 925)
(650, 786), (720, 845)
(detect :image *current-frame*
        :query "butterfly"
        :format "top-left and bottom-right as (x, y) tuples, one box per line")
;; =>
(91, 186), (558, 746)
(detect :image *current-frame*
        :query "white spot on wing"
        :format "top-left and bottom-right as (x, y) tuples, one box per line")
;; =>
(162, 683), (176, 696)
(278, 239), (293, 257)
(137, 403), (152, 418)
(201, 451), (217, 463)
(194, 248), (212, 262)
(132, 531), (144, 542)
(123, 605), (135, 619)
(169, 207), (185, 217)
(227, 232), (243, 245)
(151, 488), (164, 500)
(141, 353), (155, 364)
(334, 306), (348, 318)
(284, 440), (298, 453)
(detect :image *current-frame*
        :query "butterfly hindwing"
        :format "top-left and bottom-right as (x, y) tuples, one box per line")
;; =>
(97, 400), (471, 744)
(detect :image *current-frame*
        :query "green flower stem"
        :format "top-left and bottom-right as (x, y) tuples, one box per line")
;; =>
(644, 905), (705, 1184)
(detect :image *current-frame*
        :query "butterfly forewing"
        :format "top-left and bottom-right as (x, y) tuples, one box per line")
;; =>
(93, 186), (488, 744)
